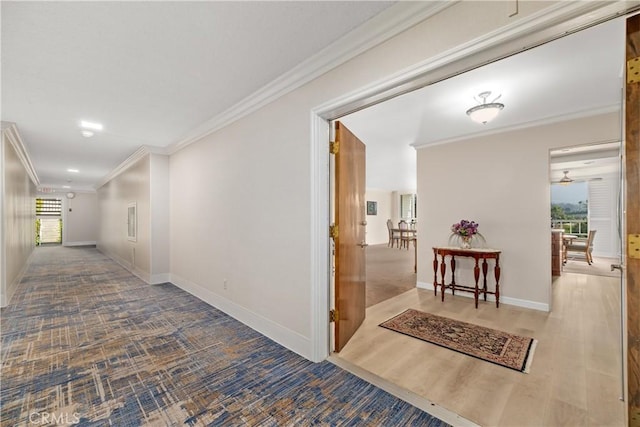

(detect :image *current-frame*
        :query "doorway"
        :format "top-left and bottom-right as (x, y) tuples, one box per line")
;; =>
(321, 10), (628, 352)
(550, 142), (622, 277)
(316, 6), (632, 427)
(330, 120), (419, 351)
(36, 197), (63, 245)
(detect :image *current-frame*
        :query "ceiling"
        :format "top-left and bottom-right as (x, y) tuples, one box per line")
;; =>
(1, 1), (396, 191)
(1, 3), (627, 194)
(340, 16), (626, 191)
(549, 142), (620, 184)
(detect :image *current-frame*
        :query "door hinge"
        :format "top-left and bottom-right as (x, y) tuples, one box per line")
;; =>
(330, 309), (339, 323)
(329, 224), (338, 240)
(329, 140), (339, 154)
(629, 234), (640, 259)
(627, 57), (640, 84)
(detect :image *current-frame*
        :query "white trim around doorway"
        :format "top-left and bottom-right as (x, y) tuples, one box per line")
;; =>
(308, 0), (638, 362)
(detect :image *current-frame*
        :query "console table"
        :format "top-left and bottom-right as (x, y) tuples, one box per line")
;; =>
(432, 247), (502, 308)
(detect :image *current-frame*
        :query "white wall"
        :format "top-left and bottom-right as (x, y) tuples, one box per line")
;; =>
(1, 125), (36, 307)
(150, 154), (170, 282)
(97, 152), (170, 284)
(63, 192), (98, 246)
(416, 112), (620, 310)
(168, 1), (560, 358)
(365, 189), (392, 245)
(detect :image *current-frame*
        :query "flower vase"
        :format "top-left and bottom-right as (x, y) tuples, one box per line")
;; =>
(460, 236), (472, 249)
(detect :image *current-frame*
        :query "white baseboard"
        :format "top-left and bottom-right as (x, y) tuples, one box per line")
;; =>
(63, 241), (97, 247)
(97, 249), (170, 285)
(150, 273), (171, 284)
(170, 273), (313, 360)
(416, 281), (549, 312)
(97, 248), (152, 284)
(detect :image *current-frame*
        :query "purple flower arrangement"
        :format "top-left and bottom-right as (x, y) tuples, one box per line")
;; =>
(450, 219), (480, 237)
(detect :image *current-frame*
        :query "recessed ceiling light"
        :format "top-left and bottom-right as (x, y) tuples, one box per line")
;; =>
(67, 168), (79, 173)
(80, 120), (103, 131)
(81, 130), (94, 138)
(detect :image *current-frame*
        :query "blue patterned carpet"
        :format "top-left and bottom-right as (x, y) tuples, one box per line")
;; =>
(1, 246), (449, 426)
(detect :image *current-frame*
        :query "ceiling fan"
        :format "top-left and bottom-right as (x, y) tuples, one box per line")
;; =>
(551, 170), (602, 184)
(558, 170), (573, 185)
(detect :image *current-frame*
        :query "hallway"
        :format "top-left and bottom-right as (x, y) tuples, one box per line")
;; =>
(0, 246), (447, 426)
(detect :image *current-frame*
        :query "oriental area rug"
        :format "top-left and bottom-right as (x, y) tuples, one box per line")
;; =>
(380, 309), (537, 373)
(1, 246), (449, 426)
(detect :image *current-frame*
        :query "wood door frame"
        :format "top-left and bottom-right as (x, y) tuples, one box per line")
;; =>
(625, 13), (640, 425)
(309, 3), (640, 362)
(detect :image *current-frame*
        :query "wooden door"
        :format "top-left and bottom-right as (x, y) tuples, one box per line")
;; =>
(625, 13), (640, 427)
(333, 121), (366, 352)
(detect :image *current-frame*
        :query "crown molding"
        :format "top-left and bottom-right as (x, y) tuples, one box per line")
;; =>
(166, 1), (455, 155)
(95, 145), (167, 190)
(1, 122), (40, 186)
(412, 104), (621, 150)
(313, 0), (638, 121)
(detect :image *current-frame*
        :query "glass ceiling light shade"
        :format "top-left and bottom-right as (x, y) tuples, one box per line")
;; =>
(466, 91), (504, 124)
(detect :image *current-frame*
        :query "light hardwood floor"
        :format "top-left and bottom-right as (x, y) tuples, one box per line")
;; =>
(339, 270), (625, 426)
(365, 243), (416, 307)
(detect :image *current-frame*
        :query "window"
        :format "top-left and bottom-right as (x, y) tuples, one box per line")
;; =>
(400, 193), (417, 220)
(36, 198), (62, 216)
(550, 182), (589, 236)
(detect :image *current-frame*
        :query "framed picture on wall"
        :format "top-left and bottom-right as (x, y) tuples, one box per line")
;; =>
(366, 201), (377, 216)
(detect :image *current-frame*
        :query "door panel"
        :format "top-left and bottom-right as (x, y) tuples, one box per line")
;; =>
(334, 121), (366, 352)
(625, 13), (640, 426)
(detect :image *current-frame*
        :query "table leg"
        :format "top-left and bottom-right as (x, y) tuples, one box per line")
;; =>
(494, 256), (501, 308)
(473, 258), (480, 309)
(450, 256), (456, 296)
(432, 249), (438, 296)
(482, 258), (488, 302)
(440, 254), (447, 302)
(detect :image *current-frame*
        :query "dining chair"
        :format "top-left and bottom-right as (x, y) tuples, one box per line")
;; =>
(564, 230), (597, 265)
(398, 220), (415, 250)
(387, 219), (400, 248)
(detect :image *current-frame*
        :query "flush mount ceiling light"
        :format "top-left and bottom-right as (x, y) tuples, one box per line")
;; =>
(81, 130), (94, 138)
(466, 91), (505, 124)
(67, 168), (79, 173)
(559, 170), (573, 185)
(80, 120), (103, 131)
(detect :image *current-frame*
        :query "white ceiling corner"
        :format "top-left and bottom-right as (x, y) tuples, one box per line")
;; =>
(1, 1), (634, 194)
(166, 1), (454, 155)
(3, 1), (414, 191)
(1, 122), (40, 186)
